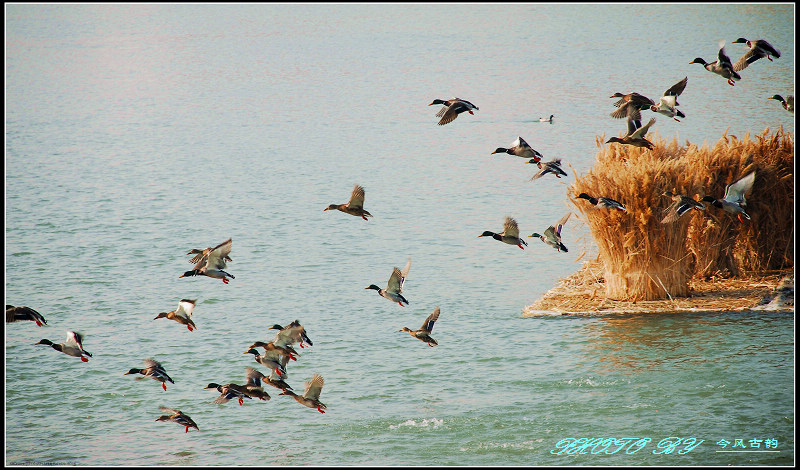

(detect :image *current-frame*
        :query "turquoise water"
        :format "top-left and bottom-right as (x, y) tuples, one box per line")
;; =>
(5, 4), (794, 466)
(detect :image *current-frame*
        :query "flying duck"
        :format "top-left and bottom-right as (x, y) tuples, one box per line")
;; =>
(576, 193), (627, 212)
(479, 216), (528, 250)
(399, 306), (440, 347)
(528, 158), (568, 180)
(35, 331), (92, 362)
(244, 348), (288, 377)
(529, 212), (571, 253)
(125, 358), (174, 391)
(732, 38), (781, 71)
(366, 258), (411, 306)
(268, 320), (314, 349)
(324, 184), (373, 220)
(606, 117), (656, 150)
(429, 98), (478, 125)
(279, 374), (327, 413)
(153, 299), (197, 331)
(768, 94), (794, 113)
(650, 77), (688, 121)
(179, 238), (234, 284)
(689, 41), (741, 86)
(242, 367), (272, 401)
(205, 382), (252, 406)
(491, 136), (543, 162)
(660, 191), (705, 224)
(6, 305), (47, 326)
(700, 171), (756, 223)
(155, 407), (198, 433)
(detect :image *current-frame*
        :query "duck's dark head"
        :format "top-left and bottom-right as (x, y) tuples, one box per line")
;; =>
(525, 158), (539, 164)
(399, 326), (412, 332)
(124, 368), (142, 375)
(606, 137), (624, 144)
(365, 284), (381, 291)
(323, 204), (339, 211)
(529, 232), (542, 238)
(204, 383), (222, 390)
(428, 99), (446, 106)
(477, 231), (495, 238)
(243, 348), (260, 356)
(576, 193), (594, 202)
(178, 270), (197, 279)
(688, 58), (707, 66)
(731, 37), (748, 45)
(153, 311), (169, 320)
(35, 339), (54, 346)
(492, 147), (509, 155)
(268, 324), (284, 331)
(768, 94), (785, 102)
(609, 92), (625, 99)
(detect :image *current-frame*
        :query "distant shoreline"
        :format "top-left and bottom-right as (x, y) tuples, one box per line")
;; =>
(523, 260), (794, 316)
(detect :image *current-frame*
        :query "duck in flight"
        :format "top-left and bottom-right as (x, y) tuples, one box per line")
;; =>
(324, 184), (373, 221)
(429, 97), (478, 125)
(366, 258), (411, 306)
(700, 171), (756, 223)
(35, 331), (92, 362)
(399, 306), (441, 347)
(479, 216), (528, 250)
(179, 238), (234, 284)
(529, 213), (571, 253)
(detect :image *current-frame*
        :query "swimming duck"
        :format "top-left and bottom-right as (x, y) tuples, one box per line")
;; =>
(324, 184), (373, 221)
(700, 171), (756, 223)
(769, 94), (794, 113)
(125, 358), (174, 391)
(429, 98), (478, 125)
(732, 38), (781, 71)
(479, 216), (528, 250)
(268, 320), (314, 349)
(6, 305), (47, 326)
(576, 193), (627, 212)
(660, 191), (705, 224)
(399, 306), (440, 347)
(242, 367), (272, 401)
(205, 382), (252, 406)
(279, 374), (327, 413)
(179, 238), (234, 284)
(650, 77), (688, 121)
(155, 407), (198, 433)
(244, 348), (288, 377)
(35, 331), (92, 362)
(528, 158), (568, 180)
(153, 299), (197, 331)
(491, 136), (543, 162)
(689, 41), (741, 86)
(606, 117), (656, 150)
(538, 114), (554, 123)
(249, 341), (299, 361)
(366, 258), (411, 306)
(529, 212), (571, 253)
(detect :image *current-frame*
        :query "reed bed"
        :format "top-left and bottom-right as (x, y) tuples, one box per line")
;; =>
(567, 127), (794, 302)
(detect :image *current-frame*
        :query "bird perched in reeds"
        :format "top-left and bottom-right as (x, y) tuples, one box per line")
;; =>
(660, 191), (705, 224)
(700, 171), (756, 223)
(650, 77), (688, 122)
(35, 331), (92, 362)
(6, 305), (47, 326)
(606, 117), (656, 150)
(366, 258), (411, 306)
(732, 37), (781, 71)
(204, 382), (252, 406)
(155, 407), (198, 433)
(491, 136), (543, 162)
(576, 193), (627, 212)
(528, 158), (568, 180)
(768, 94), (794, 113)
(125, 358), (174, 391)
(244, 348), (288, 377)
(242, 367), (272, 401)
(179, 238), (234, 284)
(529, 213), (571, 253)
(478, 216), (528, 250)
(399, 306), (440, 347)
(538, 114), (554, 123)
(153, 299), (197, 331)
(268, 320), (313, 349)
(689, 41), (741, 86)
(324, 184), (373, 221)
(429, 98), (478, 125)
(280, 374), (327, 413)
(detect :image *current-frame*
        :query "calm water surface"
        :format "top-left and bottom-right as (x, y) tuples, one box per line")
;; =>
(5, 4), (794, 466)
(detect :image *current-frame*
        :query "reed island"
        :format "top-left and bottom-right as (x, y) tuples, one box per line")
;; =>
(524, 128), (794, 316)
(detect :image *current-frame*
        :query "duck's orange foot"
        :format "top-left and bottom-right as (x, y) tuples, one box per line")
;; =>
(35, 321), (43, 327)
(162, 383), (167, 391)
(299, 343), (305, 349)
(674, 118), (680, 122)
(468, 110), (474, 115)
(187, 325), (193, 331)
(81, 356), (89, 362)
(518, 244), (524, 250)
(727, 80), (735, 86)
(428, 343), (434, 347)
(362, 215), (368, 221)
(398, 302), (405, 306)
(737, 213), (748, 223)
(768, 56), (774, 61)
(238, 398), (243, 406)
(275, 369), (282, 376)
(222, 278), (229, 284)
(185, 426), (190, 433)
(290, 355), (297, 361)
(318, 408), (325, 413)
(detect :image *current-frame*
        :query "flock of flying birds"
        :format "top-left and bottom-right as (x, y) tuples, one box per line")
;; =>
(7, 35), (792, 434)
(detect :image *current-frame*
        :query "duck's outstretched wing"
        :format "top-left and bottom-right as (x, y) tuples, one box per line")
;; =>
(421, 306), (440, 332)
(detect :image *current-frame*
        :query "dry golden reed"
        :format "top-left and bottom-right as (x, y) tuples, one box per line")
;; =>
(570, 127), (794, 301)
